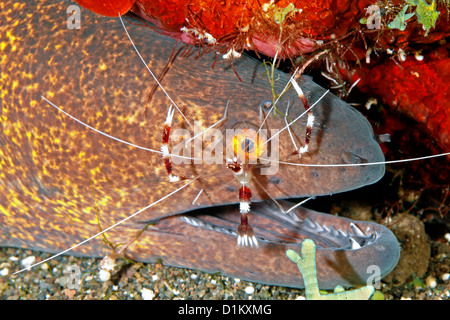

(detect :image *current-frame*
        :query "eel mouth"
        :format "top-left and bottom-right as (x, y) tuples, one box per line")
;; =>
(137, 200), (400, 289)
(180, 201), (379, 251)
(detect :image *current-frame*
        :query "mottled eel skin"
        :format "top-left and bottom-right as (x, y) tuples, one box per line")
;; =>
(0, 0), (399, 289)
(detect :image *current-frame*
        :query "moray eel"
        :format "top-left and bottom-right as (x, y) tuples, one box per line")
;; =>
(0, 0), (399, 289)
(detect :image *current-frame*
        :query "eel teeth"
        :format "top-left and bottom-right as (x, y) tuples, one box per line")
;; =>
(304, 217), (316, 229)
(287, 210), (301, 222)
(338, 229), (347, 237)
(350, 222), (366, 237)
(302, 219), (346, 239)
(328, 226), (337, 236)
(349, 237), (362, 250)
(181, 216), (202, 227)
(181, 216), (236, 235)
(314, 222), (324, 233)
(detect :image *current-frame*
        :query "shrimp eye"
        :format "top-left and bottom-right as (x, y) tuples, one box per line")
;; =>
(226, 122), (268, 163)
(241, 137), (254, 153)
(230, 130), (265, 163)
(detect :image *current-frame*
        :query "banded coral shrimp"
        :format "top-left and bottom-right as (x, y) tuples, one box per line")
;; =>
(2, 0), (449, 298)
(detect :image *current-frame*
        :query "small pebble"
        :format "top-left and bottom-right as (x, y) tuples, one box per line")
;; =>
(445, 233), (450, 243)
(426, 275), (437, 289)
(21, 256), (36, 269)
(244, 285), (254, 295)
(98, 269), (111, 282)
(441, 273), (450, 281)
(63, 289), (77, 299)
(172, 288), (180, 295)
(99, 255), (116, 271)
(141, 288), (155, 300)
(0, 268), (9, 276)
(56, 276), (69, 287)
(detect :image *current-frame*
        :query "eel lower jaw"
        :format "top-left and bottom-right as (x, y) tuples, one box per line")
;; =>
(132, 200), (400, 289)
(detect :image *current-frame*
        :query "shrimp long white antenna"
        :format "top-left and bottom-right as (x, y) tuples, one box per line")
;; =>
(192, 189), (204, 205)
(263, 88), (329, 147)
(13, 175), (201, 275)
(118, 13), (193, 129)
(257, 50), (330, 135)
(259, 152), (450, 168)
(286, 197), (315, 214)
(185, 101), (229, 144)
(284, 101), (299, 152)
(41, 96), (199, 162)
(252, 176), (288, 214)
